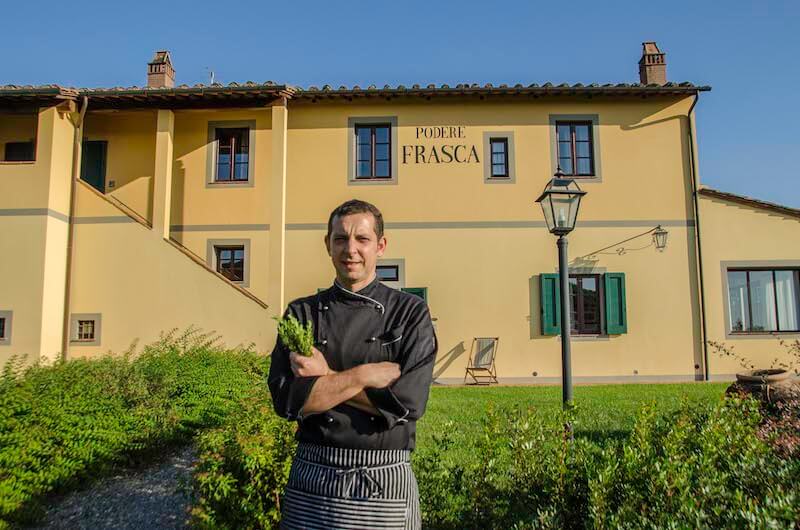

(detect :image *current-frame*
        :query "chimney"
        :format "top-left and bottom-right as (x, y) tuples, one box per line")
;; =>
(638, 42), (666, 85)
(147, 50), (175, 88)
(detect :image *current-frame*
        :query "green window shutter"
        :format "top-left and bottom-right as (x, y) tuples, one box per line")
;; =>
(604, 273), (628, 334)
(401, 287), (427, 303)
(540, 274), (561, 335)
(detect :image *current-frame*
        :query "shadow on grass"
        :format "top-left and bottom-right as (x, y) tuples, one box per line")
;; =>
(576, 429), (631, 445)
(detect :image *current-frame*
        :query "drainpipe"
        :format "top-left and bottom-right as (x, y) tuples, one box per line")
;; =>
(61, 96), (88, 360)
(687, 93), (710, 381)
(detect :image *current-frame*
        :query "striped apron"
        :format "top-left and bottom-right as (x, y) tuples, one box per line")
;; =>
(280, 442), (421, 530)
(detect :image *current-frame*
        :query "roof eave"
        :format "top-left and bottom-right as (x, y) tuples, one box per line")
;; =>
(0, 82), (711, 109)
(699, 187), (800, 220)
(80, 85), (296, 110)
(0, 86), (79, 110)
(294, 84), (711, 100)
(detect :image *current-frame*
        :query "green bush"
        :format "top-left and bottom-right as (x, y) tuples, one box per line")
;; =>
(186, 394), (799, 529)
(415, 397), (799, 529)
(189, 393), (296, 529)
(589, 398), (800, 529)
(414, 405), (602, 529)
(0, 327), (267, 528)
(6, 333), (794, 530)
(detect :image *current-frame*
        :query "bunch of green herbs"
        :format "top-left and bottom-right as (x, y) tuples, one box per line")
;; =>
(273, 315), (314, 357)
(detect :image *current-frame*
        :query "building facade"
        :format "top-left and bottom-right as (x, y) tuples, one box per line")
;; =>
(2, 45), (798, 382)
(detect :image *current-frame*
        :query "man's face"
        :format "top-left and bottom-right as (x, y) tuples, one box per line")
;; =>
(325, 212), (387, 288)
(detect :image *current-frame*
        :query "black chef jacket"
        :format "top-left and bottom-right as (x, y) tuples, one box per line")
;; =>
(267, 274), (438, 451)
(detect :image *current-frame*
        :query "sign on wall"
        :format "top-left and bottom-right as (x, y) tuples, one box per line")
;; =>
(402, 126), (480, 165)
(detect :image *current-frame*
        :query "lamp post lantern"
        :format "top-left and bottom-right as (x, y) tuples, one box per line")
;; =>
(535, 169), (587, 419)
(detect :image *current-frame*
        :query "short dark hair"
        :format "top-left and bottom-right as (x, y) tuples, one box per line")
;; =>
(326, 199), (384, 241)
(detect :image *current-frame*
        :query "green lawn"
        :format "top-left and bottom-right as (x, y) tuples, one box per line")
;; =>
(417, 382), (730, 451)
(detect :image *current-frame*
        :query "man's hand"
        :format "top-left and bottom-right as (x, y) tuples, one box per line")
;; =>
(290, 348), (399, 390)
(343, 364), (400, 415)
(289, 346), (330, 377)
(296, 361), (398, 417)
(356, 362), (401, 389)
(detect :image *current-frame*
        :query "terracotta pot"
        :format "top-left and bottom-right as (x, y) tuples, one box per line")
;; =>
(727, 369), (799, 404)
(736, 369), (793, 384)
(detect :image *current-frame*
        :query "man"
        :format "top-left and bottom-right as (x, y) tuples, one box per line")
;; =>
(268, 199), (438, 530)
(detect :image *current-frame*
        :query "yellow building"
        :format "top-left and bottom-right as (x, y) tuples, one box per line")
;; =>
(1, 44), (798, 383)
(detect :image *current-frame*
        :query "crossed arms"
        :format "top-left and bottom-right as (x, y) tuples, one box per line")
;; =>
(267, 302), (438, 428)
(288, 346), (400, 417)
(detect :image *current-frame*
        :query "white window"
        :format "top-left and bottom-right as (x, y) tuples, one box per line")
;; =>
(77, 320), (95, 341)
(728, 269), (800, 333)
(70, 313), (102, 346)
(727, 269), (800, 333)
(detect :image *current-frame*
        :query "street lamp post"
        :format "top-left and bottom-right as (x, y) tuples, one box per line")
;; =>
(535, 169), (587, 420)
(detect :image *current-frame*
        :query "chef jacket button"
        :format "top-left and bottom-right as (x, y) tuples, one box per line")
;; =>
(370, 416), (376, 421)
(321, 339), (328, 345)
(368, 337), (377, 342)
(323, 306), (329, 311)
(327, 417), (334, 423)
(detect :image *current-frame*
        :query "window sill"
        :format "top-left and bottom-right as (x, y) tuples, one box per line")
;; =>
(569, 334), (611, 342)
(219, 277), (249, 288)
(348, 177), (397, 186)
(0, 160), (35, 165)
(729, 331), (800, 336)
(484, 175), (515, 184)
(208, 180), (252, 187)
(70, 339), (97, 344)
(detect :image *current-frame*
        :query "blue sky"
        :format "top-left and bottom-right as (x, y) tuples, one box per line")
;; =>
(3, 0), (798, 207)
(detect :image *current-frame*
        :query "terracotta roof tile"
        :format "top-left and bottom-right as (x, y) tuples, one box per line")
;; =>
(699, 187), (800, 220)
(2, 80), (711, 109)
(291, 81), (710, 99)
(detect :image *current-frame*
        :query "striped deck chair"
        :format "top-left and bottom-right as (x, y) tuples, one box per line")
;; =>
(463, 337), (499, 385)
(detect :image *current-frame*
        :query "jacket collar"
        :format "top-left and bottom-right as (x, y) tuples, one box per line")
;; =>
(332, 274), (386, 314)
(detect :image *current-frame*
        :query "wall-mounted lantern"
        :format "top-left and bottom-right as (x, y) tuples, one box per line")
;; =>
(653, 225), (668, 251)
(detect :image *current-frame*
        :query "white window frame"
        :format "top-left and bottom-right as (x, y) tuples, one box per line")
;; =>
(721, 260), (800, 338)
(70, 313), (102, 346)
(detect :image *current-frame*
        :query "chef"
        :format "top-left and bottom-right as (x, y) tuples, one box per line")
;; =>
(268, 198), (438, 530)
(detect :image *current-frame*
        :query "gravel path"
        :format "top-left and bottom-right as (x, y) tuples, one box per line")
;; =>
(26, 444), (199, 530)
